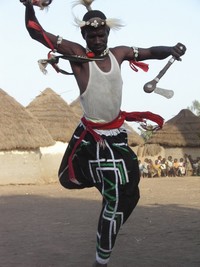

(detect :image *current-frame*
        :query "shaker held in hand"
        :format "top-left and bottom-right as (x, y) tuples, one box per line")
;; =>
(20, 0), (53, 9)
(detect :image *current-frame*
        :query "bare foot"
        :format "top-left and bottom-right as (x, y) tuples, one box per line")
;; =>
(92, 261), (107, 267)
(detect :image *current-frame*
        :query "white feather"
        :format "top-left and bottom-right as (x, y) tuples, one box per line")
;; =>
(73, 16), (86, 28)
(38, 59), (48, 75)
(106, 18), (125, 30)
(72, 0), (95, 11)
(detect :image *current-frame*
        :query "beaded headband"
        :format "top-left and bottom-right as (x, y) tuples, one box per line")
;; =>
(72, 0), (124, 30)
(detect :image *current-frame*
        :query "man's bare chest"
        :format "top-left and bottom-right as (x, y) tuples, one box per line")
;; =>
(95, 56), (111, 72)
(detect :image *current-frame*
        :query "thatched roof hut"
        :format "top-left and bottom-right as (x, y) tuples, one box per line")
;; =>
(147, 109), (200, 147)
(70, 97), (144, 146)
(70, 97), (84, 118)
(125, 123), (144, 146)
(26, 88), (79, 142)
(0, 88), (54, 151)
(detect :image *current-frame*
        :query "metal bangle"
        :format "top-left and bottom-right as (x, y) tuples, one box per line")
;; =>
(131, 46), (139, 60)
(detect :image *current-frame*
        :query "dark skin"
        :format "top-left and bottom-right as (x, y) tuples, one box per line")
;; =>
(22, 4), (186, 267)
(24, 4), (186, 96)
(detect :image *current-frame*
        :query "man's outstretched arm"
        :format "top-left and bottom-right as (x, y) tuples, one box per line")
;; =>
(23, 2), (58, 49)
(138, 43), (186, 61)
(21, 1), (85, 56)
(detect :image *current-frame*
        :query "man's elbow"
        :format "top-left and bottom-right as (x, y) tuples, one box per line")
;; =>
(26, 28), (41, 41)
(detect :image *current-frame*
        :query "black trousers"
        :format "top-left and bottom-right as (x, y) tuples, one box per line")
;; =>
(59, 125), (140, 264)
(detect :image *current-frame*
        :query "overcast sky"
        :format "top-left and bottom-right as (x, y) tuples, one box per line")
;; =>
(1, 0), (200, 130)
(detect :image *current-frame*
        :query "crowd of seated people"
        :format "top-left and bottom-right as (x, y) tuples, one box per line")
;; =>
(138, 154), (200, 178)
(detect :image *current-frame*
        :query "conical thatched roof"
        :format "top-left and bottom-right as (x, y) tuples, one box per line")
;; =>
(26, 88), (79, 142)
(137, 143), (163, 157)
(147, 109), (200, 147)
(70, 97), (84, 118)
(125, 123), (144, 146)
(166, 109), (200, 127)
(0, 89), (54, 150)
(70, 97), (144, 146)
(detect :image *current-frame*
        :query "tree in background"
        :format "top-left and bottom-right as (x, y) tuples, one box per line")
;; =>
(138, 125), (154, 142)
(188, 100), (200, 116)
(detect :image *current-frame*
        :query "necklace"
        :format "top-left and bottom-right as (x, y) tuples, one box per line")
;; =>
(86, 47), (110, 58)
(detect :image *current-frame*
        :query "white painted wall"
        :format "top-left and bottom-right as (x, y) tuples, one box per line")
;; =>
(0, 142), (67, 185)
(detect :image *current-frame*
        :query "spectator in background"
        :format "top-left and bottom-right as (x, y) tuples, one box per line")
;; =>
(193, 160), (199, 176)
(153, 159), (161, 177)
(197, 157), (200, 176)
(184, 154), (193, 176)
(179, 158), (186, 176)
(157, 155), (162, 164)
(160, 158), (167, 177)
(166, 156), (174, 177)
(173, 158), (180, 176)
(148, 159), (156, 178)
(143, 158), (150, 178)
(138, 160), (144, 178)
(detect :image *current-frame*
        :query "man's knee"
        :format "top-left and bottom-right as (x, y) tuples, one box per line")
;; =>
(59, 171), (93, 189)
(59, 172), (85, 189)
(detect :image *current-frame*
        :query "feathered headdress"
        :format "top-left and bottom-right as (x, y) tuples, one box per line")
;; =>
(72, 0), (94, 11)
(72, 0), (124, 30)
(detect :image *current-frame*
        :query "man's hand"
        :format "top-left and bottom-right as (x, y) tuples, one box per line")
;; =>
(20, 0), (53, 9)
(171, 43), (186, 61)
(20, 0), (31, 5)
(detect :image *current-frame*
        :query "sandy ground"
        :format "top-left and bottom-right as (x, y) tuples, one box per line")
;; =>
(0, 176), (200, 267)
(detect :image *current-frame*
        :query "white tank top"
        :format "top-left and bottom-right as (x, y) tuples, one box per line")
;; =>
(80, 51), (123, 122)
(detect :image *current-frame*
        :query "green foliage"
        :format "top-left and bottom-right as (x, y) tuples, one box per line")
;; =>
(138, 125), (154, 142)
(187, 100), (200, 116)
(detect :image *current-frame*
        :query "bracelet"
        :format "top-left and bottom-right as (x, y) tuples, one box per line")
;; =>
(131, 46), (139, 60)
(55, 35), (63, 51)
(57, 35), (63, 45)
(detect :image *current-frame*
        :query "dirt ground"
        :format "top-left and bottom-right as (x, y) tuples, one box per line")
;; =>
(0, 176), (200, 267)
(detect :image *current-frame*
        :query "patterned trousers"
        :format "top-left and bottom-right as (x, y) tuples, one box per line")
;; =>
(59, 124), (140, 264)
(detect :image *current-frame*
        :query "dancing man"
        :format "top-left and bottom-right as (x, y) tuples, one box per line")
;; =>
(20, 1), (186, 266)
